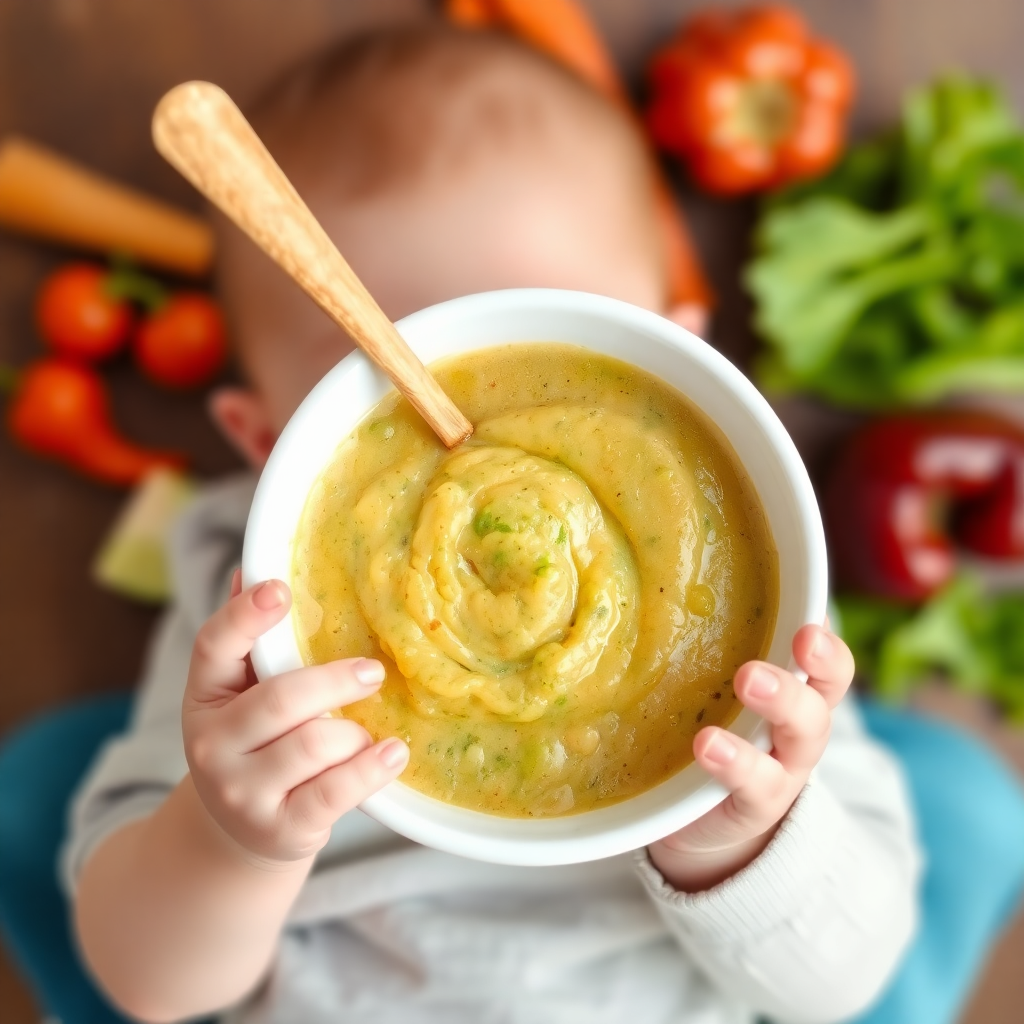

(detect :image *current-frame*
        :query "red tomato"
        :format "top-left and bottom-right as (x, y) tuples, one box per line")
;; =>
(724, 6), (807, 79)
(644, 4), (854, 195)
(799, 40), (856, 109)
(8, 359), (185, 486)
(134, 294), (227, 390)
(36, 264), (133, 362)
(690, 138), (775, 195)
(773, 99), (845, 184)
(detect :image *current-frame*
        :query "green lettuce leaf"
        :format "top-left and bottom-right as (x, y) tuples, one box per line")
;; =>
(837, 576), (1024, 723)
(749, 75), (1024, 409)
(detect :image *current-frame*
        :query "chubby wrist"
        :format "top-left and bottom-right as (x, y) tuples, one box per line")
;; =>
(647, 826), (778, 893)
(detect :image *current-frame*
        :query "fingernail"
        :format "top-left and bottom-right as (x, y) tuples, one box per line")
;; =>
(703, 732), (737, 765)
(253, 580), (287, 610)
(747, 666), (779, 699)
(353, 659), (386, 686)
(813, 629), (833, 660)
(378, 739), (409, 769)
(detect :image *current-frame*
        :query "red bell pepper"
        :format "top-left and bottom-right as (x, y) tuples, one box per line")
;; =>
(645, 5), (854, 195)
(825, 414), (1024, 601)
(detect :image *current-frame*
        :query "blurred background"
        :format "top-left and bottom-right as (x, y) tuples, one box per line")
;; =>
(2, 1), (1024, 1022)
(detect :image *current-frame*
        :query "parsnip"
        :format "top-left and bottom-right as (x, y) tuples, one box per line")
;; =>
(0, 136), (213, 276)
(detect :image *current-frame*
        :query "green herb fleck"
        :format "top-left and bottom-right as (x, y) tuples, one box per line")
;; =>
(474, 510), (494, 536)
(474, 509), (512, 536)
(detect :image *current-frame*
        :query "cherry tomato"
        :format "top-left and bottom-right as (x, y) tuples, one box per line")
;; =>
(36, 264), (133, 362)
(134, 294), (227, 390)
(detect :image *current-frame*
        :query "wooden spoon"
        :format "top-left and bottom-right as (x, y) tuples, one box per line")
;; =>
(152, 81), (473, 449)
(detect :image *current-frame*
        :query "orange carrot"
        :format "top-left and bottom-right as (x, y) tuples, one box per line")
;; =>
(653, 182), (714, 311)
(0, 136), (213, 277)
(448, 0), (624, 102)
(444, 0), (713, 311)
(446, 0), (495, 29)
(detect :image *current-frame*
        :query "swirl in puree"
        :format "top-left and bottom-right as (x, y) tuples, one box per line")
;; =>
(293, 345), (778, 817)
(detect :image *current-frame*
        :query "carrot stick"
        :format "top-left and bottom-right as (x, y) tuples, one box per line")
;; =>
(448, 0), (624, 102)
(443, 0), (713, 311)
(654, 182), (713, 311)
(445, 0), (495, 29)
(0, 136), (213, 277)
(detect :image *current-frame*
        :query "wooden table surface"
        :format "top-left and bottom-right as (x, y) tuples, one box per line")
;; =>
(2, 2), (1023, 1022)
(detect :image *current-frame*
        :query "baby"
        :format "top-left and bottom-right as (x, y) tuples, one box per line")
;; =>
(65, 24), (918, 1024)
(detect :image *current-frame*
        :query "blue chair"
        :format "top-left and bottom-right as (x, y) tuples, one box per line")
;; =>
(854, 703), (1024, 1024)
(0, 694), (134, 1024)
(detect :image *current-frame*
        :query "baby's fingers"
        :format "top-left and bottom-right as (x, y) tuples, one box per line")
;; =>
(228, 658), (386, 752)
(285, 739), (409, 835)
(247, 716), (375, 797)
(693, 728), (797, 840)
(733, 661), (831, 777)
(792, 624), (855, 709)
(188, 580), (292, 703)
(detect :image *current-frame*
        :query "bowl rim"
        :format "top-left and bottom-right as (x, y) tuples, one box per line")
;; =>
(242, 287), (828, 866)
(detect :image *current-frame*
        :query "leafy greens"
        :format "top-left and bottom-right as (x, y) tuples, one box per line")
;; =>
(837, 574), (1024, 722)
(748, 76), (1024, 407)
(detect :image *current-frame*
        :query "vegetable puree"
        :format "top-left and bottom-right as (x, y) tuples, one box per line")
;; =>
(292, 344), (778, 817)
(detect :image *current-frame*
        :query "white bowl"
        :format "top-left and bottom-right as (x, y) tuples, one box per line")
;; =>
(242, 288), (827, 867)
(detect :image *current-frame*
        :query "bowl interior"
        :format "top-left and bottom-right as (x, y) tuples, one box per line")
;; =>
(242, 288), (827, 865)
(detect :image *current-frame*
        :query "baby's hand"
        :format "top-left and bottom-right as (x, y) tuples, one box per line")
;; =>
(182, 572), (408, 866)
(648, 623), (854, 891)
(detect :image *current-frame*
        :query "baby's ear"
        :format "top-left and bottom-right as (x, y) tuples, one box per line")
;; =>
(208, 387), (277, 468)
(665, 302), (710, 339)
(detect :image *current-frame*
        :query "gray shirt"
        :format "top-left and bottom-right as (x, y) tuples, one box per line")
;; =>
(62, 475), (922, 1024)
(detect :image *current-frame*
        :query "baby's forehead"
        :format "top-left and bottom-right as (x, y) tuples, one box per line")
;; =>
(249, 24), (645, 208)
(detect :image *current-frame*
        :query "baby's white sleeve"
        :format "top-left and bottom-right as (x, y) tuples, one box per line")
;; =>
(635, 697), (923, 1024)
(59, 606), (195, 894)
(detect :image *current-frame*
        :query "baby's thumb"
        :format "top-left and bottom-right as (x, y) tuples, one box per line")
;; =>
(187, 579), (292, 702)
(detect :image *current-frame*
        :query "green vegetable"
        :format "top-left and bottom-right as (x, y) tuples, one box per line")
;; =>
(837, 574), (1024, 722)
(473, 509), (512, 536)
(749, 76), (1024, 408)
(92, 469), (196, 603)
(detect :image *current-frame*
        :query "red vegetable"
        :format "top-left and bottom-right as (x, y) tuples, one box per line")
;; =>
(645, 5), (854, 195)
(825, 414), (1024, 601)
(6, 358), (186, 486)
(133, 293), (226, 390)
(36, 263), (133, 362)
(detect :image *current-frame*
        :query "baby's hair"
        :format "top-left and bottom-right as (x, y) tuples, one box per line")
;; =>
(212, 20), (666, 417)
(246, 21), (656, 206)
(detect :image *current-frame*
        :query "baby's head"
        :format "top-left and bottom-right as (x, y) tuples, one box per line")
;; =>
(210, 22), (691, 465)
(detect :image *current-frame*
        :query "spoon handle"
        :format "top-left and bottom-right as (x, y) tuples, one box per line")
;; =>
(152, 81), (473, 449)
